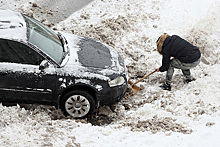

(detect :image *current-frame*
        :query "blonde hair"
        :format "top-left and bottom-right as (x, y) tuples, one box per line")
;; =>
(156, 33), (170, 55)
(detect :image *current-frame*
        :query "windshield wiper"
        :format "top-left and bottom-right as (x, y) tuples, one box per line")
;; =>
(57, 32), (67, 52)
(57, 32), (70, 65)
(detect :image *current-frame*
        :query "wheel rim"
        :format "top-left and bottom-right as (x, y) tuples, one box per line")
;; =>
(65, 95), (90, 118)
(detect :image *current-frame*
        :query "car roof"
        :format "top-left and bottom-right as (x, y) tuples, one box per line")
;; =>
(0, 9), (27, 42)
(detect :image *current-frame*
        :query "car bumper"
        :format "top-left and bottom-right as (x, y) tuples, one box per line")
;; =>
(98, 82), (127, 105)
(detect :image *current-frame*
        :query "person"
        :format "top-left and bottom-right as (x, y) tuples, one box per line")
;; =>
(155, 33), (201, 91)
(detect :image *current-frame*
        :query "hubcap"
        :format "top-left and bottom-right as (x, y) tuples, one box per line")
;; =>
(65, 95), (90, 118)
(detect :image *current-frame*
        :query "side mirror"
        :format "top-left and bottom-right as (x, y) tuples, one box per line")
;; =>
(39, 60), (49, 71)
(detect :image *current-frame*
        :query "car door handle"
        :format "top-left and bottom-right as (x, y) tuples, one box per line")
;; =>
(23, 68), (28, 72)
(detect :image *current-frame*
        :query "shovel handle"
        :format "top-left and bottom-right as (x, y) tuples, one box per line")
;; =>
(132, 70), (156, 85)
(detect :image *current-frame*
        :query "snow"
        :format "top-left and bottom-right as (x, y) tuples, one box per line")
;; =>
(0, 0), (220, 147)
(0, 9), (27, 41)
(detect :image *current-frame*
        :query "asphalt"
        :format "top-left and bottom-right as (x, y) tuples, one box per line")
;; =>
(35, 0), (94, 23)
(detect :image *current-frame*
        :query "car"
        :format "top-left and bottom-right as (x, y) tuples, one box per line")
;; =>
(0, 9), (128, 118)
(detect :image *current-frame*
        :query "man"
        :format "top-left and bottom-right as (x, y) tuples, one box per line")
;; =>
(155, 33), (201, 91)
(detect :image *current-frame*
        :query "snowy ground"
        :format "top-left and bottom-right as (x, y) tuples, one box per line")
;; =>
(0, 0), (220, 146)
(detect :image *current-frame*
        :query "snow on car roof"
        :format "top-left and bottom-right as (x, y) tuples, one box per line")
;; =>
(0, 9), (27, 42)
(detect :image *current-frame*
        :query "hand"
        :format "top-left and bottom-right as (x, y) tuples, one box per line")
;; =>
(155, 67), (160, 72)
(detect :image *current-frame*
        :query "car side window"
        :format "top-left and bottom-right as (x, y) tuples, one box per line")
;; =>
(0, 39), (44, 65)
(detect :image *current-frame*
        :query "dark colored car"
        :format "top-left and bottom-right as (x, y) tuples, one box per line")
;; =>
(0, 9), (127, 118)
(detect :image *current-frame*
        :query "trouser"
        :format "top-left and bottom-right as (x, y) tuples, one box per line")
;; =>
(166, 58), (200, 84)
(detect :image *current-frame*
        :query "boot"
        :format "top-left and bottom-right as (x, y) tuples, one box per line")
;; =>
(184, 78), (196, 83)
(159, 83), (171, 91)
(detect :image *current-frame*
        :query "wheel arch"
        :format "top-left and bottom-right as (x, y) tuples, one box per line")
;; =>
(58, 84), (99, 108)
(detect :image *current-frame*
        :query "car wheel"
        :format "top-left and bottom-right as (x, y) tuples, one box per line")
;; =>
(60, 90), (95, 118)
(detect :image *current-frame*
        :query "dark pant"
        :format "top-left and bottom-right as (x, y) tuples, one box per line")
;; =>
(166, 58), (200, 84)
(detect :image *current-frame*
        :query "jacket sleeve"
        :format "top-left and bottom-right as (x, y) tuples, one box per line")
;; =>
(159, 53), (170, 72)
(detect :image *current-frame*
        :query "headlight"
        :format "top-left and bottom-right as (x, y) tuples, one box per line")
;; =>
(109, 77), (125, 87)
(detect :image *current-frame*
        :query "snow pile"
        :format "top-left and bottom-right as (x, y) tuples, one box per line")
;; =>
(0, 104), (82, 146)
(0, 0), (220, 146)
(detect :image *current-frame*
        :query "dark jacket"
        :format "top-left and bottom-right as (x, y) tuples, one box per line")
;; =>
(159, 35), (201, 72)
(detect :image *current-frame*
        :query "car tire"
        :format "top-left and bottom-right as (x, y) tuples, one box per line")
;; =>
(60, 90), (95, 118)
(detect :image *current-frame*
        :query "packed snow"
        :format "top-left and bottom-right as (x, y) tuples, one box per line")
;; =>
(0, 0), (220, 146)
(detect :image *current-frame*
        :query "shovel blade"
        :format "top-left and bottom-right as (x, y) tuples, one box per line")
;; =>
(128, 79), (141, 95)
(132, 84), (141, 94)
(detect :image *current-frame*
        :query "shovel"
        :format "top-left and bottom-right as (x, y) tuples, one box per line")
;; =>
(128, 70), (156, 95)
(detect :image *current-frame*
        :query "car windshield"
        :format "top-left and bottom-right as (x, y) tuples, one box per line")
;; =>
(23, 15), (63, 64)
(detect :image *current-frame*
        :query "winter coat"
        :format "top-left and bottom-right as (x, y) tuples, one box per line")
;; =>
(159, 35), (201, 72)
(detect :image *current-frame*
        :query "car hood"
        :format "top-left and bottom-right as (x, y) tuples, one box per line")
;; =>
(59, 33), (126, 81)
(77, 38), (113, 68)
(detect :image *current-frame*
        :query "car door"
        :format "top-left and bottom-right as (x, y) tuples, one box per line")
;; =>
(0, 39), (57, 104)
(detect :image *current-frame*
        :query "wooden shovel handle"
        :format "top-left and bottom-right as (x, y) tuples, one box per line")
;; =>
(132, 70), (156, 85)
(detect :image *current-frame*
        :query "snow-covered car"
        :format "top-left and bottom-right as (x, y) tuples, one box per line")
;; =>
(0, 9), (127, 118)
